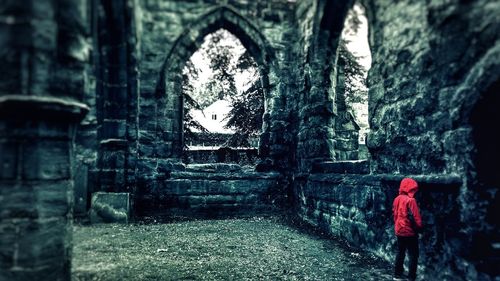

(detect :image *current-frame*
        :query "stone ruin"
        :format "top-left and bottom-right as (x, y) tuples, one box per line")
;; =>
(0, 0), (498, 280)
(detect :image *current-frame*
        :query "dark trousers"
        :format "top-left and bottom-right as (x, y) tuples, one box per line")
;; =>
(394, 235), (419, 280)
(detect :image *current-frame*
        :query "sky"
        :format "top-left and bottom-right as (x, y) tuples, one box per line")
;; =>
(341, 3), (372, 73)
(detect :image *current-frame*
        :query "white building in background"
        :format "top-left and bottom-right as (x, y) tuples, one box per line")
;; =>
(350, 102), (369, 144)
(189, 99), (235, 134)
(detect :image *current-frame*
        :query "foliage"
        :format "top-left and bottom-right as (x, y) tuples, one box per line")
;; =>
(223, 50), (263, 147)
(182, 60), (208, 144)
(224, 77), (264, 147)
(205, 31), (238, 100)
(182, 29), (263, 148)
(343, 3), (363, 34)
(339, 3), (369, 106)
(338, 40), (368, 104)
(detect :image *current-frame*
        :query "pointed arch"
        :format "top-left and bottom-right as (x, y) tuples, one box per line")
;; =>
(149, 5), (278, 160)
(164, 6), (277, 74)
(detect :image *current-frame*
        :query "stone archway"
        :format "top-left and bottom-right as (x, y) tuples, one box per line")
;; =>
(148, 6), (279, 162)
(296, 0), (356, 171)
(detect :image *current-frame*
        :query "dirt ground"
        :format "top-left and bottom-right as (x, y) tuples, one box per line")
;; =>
(72, 216), (393, 281)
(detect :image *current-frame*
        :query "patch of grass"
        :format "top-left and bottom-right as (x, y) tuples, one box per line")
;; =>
(72, 216), (392, 281)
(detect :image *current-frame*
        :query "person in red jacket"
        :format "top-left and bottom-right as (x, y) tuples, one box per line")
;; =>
(393, 177), (423, 281)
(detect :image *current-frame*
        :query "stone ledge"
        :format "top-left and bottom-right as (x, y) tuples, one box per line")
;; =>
(0, 95), (89, 122)
(312, 160), (370, 174)
(100, 138), (128, 149)
(170, 171), (281, 180)
(185, 163), (242, 173)
(306, 173), (463, 193)
(375, 173), (462, 185)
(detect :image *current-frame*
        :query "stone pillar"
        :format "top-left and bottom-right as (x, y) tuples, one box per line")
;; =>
(0, 1), (88, 280)
(0, 98), (87, 281)
(297, 32), (337, 171)
(334, 57), (360, 160)
(97, 0), (138, 193)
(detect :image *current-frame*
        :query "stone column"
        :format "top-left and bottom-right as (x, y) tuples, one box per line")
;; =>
(97, 0), (138, 193)
(0, 1), (88, 280)
(297, 32), (337, 172)
(0, 98), (87, 281)
(334, 57), (360, 160)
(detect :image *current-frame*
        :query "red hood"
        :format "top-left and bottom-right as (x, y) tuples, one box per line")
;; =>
(399, 178), (418, 197)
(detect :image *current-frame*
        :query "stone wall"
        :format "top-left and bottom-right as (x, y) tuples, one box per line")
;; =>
(293, 170), (468, 280)
(75, 1), (306, 214)
(295, 0), (355, 171)
(135, 0), (296, 173)
(334, 57), (361, 161)
(293, 0), (499, 280)
(115, 0), (301, 211)
(292, 0), (317, 172)
(364, 1), (499, 278)
(94, 0), (140, 194)
(135, 164), (282, 218)
(365, 0), (499, 176)
(73, 0), (99, 217)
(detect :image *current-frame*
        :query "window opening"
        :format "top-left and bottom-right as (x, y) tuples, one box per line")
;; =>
(181, 29), (264, 165)
(336, 2), (372, 160)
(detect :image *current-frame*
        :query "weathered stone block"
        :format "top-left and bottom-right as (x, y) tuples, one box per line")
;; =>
(98, 170), (125, 187)
(16, 218), (68, 267)
(205, 195), (237, 205)
(101, 119), (127, 139)
(138, 130), (155, 142)
(103, 102), (128, 120)
(312, 160), (369, 174)
(188, 180), (209, 195)
(100, 150), (126, 169)
(0, 141), (17, 180)
(105, 85), (128, 104)
(136, 159), (157, 175)
(185, 163), (242, 173)
(187, 196), (205, 206)
(138, 143), (155, 157)
(155, 142), (173, 158)
(35, 181), (71, 218)
(0, 217), (71, 279)
(164, 179), (191, 195)
(366, 129), (386, 151)
(90, 192), (130, 224)
(335, 138), (358, 151)
(74, 163), (89, 216)
(0, 221), (16, 269)
(22, 141), (70, 180)
(157, 159), (185, 173)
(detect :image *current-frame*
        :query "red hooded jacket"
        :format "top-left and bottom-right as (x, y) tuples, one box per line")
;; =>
(393, 178), (423, 236)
